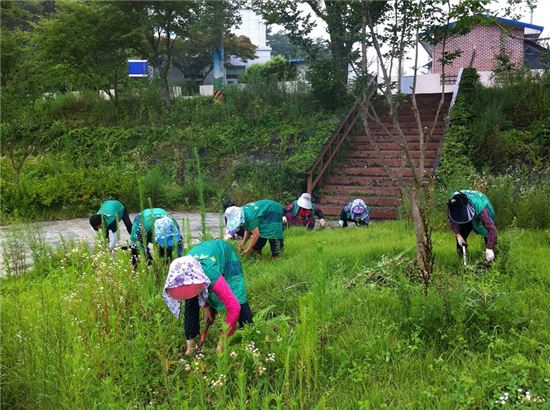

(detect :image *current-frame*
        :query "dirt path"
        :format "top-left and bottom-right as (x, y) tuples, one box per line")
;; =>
(0, 212), (223, 275)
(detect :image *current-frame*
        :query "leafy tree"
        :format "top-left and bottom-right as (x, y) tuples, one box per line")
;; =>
(353, 0), (536, 289)
(267, 29), (329, 60)
(172, 32), (256, 84)
(254, 0), (387, 96)
(30, 1), (141, 104)
(240, 55), (296, 82)
(118, 1), (201, 102)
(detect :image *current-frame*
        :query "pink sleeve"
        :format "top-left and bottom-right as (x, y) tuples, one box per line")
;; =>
(210, 276), (241, 336)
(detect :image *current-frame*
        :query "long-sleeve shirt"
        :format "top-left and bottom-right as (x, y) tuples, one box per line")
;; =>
(209, 276), (241, 336)
(449, 207), (497, 249)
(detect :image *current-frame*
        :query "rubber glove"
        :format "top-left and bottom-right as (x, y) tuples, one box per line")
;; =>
(485, 249), (495, 263)
(456, 234), (467, 247)
(338, 220), (344, 227)
(108, 234), (117, 250)
(319, 218), (326, 229)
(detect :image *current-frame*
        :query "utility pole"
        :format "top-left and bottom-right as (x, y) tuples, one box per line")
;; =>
(212, 3), (225, 93)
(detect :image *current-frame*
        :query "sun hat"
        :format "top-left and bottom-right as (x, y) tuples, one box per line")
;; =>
(447, 192), (475, 224)
(297, 193), (313, 210)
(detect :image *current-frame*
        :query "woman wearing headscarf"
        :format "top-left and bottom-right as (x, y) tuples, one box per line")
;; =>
(130, 208), (169, 268)
(163, 239), (253, 355)
(283, 193), (326, 230)
(153, 215), (184, 262)
(225, 199), (284, 259)
(338, 199), (371, 228)
(447, 190), (497, 263)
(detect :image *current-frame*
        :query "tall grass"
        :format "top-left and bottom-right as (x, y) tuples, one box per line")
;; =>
(2, 222), (549, 408)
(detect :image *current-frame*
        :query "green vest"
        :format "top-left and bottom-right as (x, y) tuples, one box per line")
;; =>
(187, 240), (247, 311)
(130, 208), (169, 242)
(97, 200), (125, 227)
(291, 200), (315, 216)
(242, 199), (284, 239)
(461, 190), (495, 237)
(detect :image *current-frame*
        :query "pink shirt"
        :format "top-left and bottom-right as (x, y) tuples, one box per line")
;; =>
(210, 276), (241, 336)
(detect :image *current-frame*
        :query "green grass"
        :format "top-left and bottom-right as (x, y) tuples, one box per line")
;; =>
(1, 221), (550, 409)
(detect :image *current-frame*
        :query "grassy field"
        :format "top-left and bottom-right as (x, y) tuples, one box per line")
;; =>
(1, 221), (549, 409)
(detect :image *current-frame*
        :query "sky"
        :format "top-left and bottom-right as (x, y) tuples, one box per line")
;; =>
(278, 0), (550, 74)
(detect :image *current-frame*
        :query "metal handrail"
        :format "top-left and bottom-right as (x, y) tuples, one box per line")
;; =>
(306, 100), (360, 193)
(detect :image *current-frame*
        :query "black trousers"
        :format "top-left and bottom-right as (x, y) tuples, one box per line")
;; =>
(184, 296), (254, 340)
(252, 237), (284, 257)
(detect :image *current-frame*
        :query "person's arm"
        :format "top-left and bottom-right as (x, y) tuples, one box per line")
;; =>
(479, 207), (497, 250)
(314, 208), (325, 219)
(239, 230), (250, 252)
(210, 276), (241, 337)
(243, 228), (260, 254)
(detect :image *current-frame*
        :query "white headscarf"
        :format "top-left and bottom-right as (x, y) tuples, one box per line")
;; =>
(224, 206), (245, 235)
(163, 256), (210, 319)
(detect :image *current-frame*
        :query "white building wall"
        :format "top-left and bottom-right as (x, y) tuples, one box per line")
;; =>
(232, 9), (271, 67)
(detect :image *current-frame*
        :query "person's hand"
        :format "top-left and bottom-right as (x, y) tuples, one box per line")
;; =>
(237, 241), (244, 252)
(204, 305), (216, 325)
(338, 220), (344, 228)
(185, 339), (196, 356)
(282, 216), (288, 225)
(216, 340), (224, 353)
(485, 249), (495, 263)
(456, 234), (467, 247)
(319, 218), (326, 229)
(108, 235), (117, 251)
(243, 248), (251, 255)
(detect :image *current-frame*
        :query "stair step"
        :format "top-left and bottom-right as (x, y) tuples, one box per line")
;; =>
(325, 175), (417, 186)
(347, 150), (438, 159)
(319, 185), (402, 196)
(348, 142), (441, 150)
(349, 134), (443, 143)
(321, 205), (399, 219)
(341, 158), (436, 167)
(329, 166), (420, 177)
(318, 195), (402, 207)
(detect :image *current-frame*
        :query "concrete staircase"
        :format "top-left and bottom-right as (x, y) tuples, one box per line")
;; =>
(316, 93), (452, 218)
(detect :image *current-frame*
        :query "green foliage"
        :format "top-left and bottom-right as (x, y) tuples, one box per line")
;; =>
(1, 84), (338, 221)
(306, 59), (350, 111)
(240, 55), (297, 82)
(2, 222), (549, 408)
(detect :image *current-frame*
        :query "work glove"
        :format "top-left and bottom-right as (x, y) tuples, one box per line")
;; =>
(108, 234), (117, 251)
(319, 218), (326, 229)
(485, 249), (495, 263)
(456, 234), (467, 247)
(338, 220), (344, 227)
(282, 216), (288, 225)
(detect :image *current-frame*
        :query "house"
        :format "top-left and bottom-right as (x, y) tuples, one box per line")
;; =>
(401, 16), (547, 94)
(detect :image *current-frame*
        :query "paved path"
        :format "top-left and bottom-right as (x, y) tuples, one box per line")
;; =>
(0, 212), (223, 275)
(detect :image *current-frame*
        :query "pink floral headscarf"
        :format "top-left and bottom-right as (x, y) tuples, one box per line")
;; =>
(163, 256), (210, 318)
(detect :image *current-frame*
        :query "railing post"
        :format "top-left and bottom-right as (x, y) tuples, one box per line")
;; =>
(306, 173), (313, 193)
